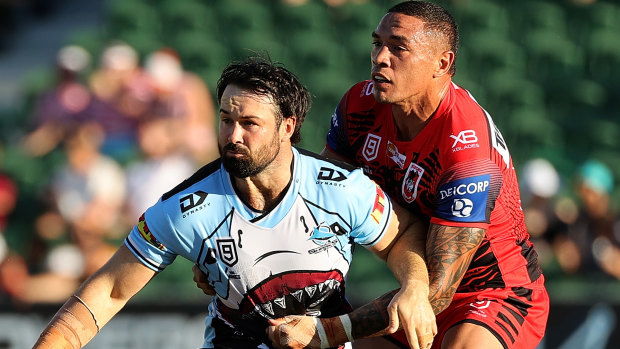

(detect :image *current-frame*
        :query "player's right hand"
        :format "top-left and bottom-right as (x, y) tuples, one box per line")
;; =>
(387, 282), (436, 349)
(267, 316), (321, 349)
(192, 264), (215, 296)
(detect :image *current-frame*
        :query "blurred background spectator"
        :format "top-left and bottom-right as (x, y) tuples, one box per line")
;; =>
(143, 48), (218, 165)
(87, 41), (153, 163)
(20, 45), (93, 158)
(124, 115), (196, 223)
(552, 160), (620, 280)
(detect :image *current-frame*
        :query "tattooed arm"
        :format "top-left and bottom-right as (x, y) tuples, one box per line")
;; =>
(425, 223), (485, 314)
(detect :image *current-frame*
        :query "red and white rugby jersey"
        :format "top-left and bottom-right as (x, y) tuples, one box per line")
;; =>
(327, 80), (542, 291)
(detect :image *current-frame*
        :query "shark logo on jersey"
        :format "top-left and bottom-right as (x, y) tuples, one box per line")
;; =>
(308, 222), (347, 253)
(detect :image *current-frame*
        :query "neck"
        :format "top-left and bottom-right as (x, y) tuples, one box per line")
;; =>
(232, 146), (294, 212)
(392, 79), (451, 141)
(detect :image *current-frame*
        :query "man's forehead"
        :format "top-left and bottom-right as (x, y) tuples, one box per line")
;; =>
(222, 85), (273, 105)
(376, 12), (424, 34)
(375, 12), (445, 48)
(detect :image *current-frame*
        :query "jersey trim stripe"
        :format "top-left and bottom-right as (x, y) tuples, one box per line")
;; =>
(125, 236), (165, 271)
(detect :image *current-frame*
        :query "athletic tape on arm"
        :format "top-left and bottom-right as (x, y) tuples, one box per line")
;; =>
(313, 317), (329, 348)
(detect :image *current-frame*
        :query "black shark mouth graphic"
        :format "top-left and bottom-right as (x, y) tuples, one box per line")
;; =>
(218, 270), (345, 322)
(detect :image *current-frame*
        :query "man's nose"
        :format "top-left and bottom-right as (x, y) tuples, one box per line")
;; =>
(372, 45), (390, 67)
(227, 122), (244, 144)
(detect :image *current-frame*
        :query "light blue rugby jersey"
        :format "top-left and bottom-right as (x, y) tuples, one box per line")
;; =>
(125, 147), (393, 346)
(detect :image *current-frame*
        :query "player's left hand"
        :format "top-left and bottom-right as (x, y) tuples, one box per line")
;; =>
(387, 281), (437, 349)
(192, 264), (215, 296)
(267, 316), (321, 349)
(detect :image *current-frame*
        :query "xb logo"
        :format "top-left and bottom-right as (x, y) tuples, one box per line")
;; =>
(180, 191), (208, 213)
(450, 130), (478, 148)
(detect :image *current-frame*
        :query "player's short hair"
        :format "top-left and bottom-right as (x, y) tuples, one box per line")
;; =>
(388, 1), (459, 75)
(216, 56), (311, 144)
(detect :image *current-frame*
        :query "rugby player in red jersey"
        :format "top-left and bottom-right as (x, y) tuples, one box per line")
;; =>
(267, 2), (549, 349)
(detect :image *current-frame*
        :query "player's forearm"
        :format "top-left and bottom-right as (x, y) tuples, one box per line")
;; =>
(33, 279), (128, 348)
(426, 224), (484, 314)
(386, 216), (429, 292)
(34, 245), (154, 348)
(33, 295), (101, 349)
(313, 288), (400, 347)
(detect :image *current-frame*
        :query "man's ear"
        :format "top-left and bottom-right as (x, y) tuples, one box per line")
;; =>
(435, 50), (455, 78)
(281, 116), (296, 141)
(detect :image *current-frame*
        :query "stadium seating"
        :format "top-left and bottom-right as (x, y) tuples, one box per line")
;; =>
(585, 28), (620, 101)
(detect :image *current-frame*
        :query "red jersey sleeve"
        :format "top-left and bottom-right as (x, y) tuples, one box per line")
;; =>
(430, 89), (504, 228)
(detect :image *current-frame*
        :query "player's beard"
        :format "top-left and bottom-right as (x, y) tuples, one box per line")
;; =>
(219, 135), (280, 178)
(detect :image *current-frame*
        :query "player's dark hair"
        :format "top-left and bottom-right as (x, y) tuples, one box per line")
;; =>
(388, 1), (459, 75)
(216, 56), (311, 144)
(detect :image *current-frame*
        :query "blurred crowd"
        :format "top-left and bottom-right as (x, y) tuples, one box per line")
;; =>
(522, 158), (620, 282)
(0, 42), (218, 306)
(1, 40), (620, 309)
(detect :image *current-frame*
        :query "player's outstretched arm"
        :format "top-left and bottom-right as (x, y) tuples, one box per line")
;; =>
(371, 202), (436, 349)
(33, 244), (156, 349)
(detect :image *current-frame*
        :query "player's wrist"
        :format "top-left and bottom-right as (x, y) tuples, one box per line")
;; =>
(33, 295), (100, 349)
(400, 279), (430, 297)
(318, 315), (354, 347)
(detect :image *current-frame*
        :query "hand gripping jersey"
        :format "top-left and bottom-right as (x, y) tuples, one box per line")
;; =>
(125, 147), (392, 348)
(327, 80), (542, 293)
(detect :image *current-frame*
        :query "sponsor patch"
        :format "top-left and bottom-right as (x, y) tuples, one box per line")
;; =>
(137, 213), (165, 250)
(386, 141), (406, 168)
(436, 175), (490, 222)
(371, 184), (386, 224)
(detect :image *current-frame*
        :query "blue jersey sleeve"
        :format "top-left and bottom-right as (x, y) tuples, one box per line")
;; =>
(124, 202), (178, 272)
(345, 169), (393, 247)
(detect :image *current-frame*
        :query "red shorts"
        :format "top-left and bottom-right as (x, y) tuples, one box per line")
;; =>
(388, 276), (549, 349)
